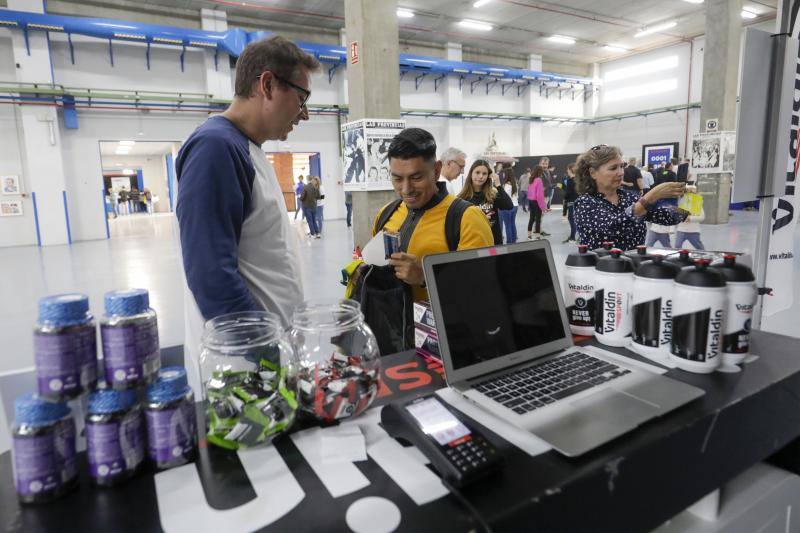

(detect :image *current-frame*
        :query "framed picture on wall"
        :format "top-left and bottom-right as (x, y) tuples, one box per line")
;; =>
(641, 143), (679, 169)
(0, 199), (23, 216)
(1, 175), (20, 195)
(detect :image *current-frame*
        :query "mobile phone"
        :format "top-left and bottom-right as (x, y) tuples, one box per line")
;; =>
(384, 231), (401, 259)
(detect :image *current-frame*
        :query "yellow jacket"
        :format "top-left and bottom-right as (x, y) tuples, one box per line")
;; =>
(372, 191), (493, 302)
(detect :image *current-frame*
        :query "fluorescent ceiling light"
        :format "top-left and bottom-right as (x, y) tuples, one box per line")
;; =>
(458, 19), (493, 31)
(603, 44), (629, 53)
(741, 9), (757, 18)
(118, 140), (136, 146)
(548, 35), (576, 45)
(634, 21), (677, 38)
(683, 0), (703, 4)
(604, 55), (679, 82)
(122, 168), (135, 175)
(473, 0), (493, 7)
(604, 78), (678, 102)
(397, 8), (414, 18)
(408, 58), (436, 64)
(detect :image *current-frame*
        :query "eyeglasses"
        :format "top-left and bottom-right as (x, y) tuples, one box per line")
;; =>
(590, 144), (609, 151)
(263, 72), (311, 110)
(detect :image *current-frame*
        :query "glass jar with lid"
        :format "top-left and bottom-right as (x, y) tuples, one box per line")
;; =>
(199, 311), (297, 450)
(287, 300), (380, 423)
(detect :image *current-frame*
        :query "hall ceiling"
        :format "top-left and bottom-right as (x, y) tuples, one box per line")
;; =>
(47, 0), (779, 68)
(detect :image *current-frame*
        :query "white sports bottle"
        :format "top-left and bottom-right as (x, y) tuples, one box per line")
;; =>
(631, 255), (680, 363)
(713, 255), (756, 366)
(670, 259), (727, 374)
(593, 249), (634, 347)
(564, 245), (598, 336)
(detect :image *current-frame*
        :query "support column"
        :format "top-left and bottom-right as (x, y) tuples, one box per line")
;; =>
(585, 63), (601, 148)
(522, 54), (543, 156)
(200, 9), (233, 100)
(9, 0), (70, 246)
(344, 0), (401, 247)
(443, 42), (465, 191)
(697, 0), (742, 224)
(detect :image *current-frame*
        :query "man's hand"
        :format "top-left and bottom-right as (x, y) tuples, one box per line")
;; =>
(388, 252), (425, 286)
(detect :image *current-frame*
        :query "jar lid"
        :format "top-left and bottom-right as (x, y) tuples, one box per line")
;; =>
(38, 293), (90, 327)
(104, 288), (150, 317)
(712, 255), (755, 282)
(636, 255), (680, 279)
(566, 244), (598, 267)
(593, 241), (614, 257)
(147, 366), (191, 403)
(88, 388), (138, 415)
(15, 393), (70, 427)
(596, 248), (634, 273)
(675, 259), (726, 287)
(665, 249), (694, 268)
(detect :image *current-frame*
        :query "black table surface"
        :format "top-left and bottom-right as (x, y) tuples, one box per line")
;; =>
(2, 329), (800, 533)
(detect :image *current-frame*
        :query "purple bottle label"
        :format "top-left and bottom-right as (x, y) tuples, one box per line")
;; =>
(55, 417), (77, 484)
(77, 327), (98, 389)
(87, 412), (145, 479)
(145, 402), (196, 463)
(12, 434), (60, 496)
(102, 322), (160, 386)
(34, 326), (96, 396)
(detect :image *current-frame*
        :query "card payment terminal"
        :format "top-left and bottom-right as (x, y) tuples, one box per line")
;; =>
(381, 394), (502, 487)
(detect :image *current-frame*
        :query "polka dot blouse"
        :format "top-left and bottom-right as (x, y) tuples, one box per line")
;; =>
(574, 188), (684, 251)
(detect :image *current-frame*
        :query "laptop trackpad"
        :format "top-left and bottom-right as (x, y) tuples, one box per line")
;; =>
(570, 388), (658, 424)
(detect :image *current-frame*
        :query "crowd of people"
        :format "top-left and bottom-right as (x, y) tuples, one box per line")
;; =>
(106, 187), (154, 217)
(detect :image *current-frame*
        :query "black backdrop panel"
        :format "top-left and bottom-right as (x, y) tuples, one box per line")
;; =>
(512, 154), (581, 180)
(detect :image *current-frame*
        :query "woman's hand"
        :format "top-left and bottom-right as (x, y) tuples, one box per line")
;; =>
(492, 173), (501, 187)
(645, 182), (685, 203)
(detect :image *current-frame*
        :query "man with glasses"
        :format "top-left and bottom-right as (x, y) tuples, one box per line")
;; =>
(438, 147), (466, 196)
(175, 36), (320, 393)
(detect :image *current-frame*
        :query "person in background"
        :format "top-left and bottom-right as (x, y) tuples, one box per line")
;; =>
(118, 188), (129, 215)
(301, 177), (320, 238)
(539, 157), (553, 211)
(573, 144), (687, 251)
(494, 162), (506, 185)
(345, 190), (353, 228)
(645, 220), (673, 248)
(143, 188), (153, 213)
(518, 167), (531, 212)
(500, 171), (519, 244)
(562, 163), (578, 243)
(312, 175), (325, 234)
(129, 187), (141, 213)
(527, 166), (549, 240)
(674, 185), (706, 249)
(622, 157), (643, 195)
(654, 159), (677, 186)
(458, 159), (514, 245)
(640, 163), (654, 194)
(438, 147), (467, 196)
(108, 188), (119, 217)
(294, 175), (305, 220)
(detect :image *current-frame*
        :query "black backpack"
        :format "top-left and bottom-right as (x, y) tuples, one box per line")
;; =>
(353, 198), (472, 356)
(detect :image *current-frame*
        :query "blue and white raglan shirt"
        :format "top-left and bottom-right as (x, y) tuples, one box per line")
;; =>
(176, 116), (303, 393)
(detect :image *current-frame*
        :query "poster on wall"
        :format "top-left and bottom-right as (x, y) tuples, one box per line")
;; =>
(111, 177), (132, 191)
(690, 131), (735, 174)
(0, 199), (23, 216)
(2, 175), (20, 195)
(341, 118), (405, 191)
(641, 143), (679, 168)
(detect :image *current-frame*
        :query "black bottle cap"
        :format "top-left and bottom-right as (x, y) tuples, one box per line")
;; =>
(665, 249), (694, 268)
(593, 241), (614, 257)
(596, 248), (634, 273)
(566, 244), (598, 267)
(636, 255), (680, 279)
(711, 254), (755, 282)
(675, 258), (726, 287)
(625, 245), (654, 267)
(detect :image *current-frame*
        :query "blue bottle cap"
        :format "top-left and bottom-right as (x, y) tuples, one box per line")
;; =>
(147, 366), (191, 403)
(88, 388), (138, 415)
(38, 294), (91, 327)
(104, 289), (150, 317)
(14, 393), (71, 427)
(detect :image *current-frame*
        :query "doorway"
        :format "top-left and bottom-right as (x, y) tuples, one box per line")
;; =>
(266, 152), (321, 213)
(99, 140), (182, 239)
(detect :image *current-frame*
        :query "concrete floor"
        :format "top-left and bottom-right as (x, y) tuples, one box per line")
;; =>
(0, 206), (796, 376)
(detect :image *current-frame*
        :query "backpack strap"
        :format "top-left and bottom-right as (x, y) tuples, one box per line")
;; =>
(444, 198), (472, 252)
(375, 199), (404, 233)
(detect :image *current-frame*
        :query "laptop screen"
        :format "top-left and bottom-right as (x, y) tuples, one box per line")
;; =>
(431, 247), (566, 370)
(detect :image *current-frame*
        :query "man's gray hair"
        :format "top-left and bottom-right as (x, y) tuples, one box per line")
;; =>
(440, 147), (466, 164)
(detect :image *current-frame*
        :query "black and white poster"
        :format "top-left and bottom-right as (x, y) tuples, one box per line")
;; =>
(691, 132), (722, 173)
(341, 119), (405, 191)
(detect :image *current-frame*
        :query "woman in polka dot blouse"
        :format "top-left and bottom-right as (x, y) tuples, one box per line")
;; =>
(573, 145), (688, 251)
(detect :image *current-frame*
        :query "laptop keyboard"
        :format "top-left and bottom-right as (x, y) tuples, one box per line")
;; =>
(472, 351), (632, 415)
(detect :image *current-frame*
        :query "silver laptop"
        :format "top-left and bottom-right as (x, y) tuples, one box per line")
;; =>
(422, 239), (704, 457)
